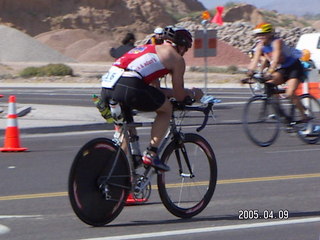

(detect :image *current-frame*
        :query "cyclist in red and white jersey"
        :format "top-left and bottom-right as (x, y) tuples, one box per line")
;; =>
(101, 26), (203, 171)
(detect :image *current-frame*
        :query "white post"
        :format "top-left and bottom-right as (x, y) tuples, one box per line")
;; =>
(201, 20), (208, 93)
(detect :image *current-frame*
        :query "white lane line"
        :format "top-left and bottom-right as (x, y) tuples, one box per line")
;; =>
(0, 224), (10, 235)
(216, 101), (247, 105)
(266, 148), (320, 154)
(0, 215), (42, 236)
(0, 215), (42, 219)
(79, 217), (320, 240)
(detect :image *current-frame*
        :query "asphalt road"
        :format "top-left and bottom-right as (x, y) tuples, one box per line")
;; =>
(0, 87), (319, 240)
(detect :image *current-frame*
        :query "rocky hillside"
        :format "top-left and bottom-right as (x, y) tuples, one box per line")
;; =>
(0, 1), (319, 64)
(177, 4), (319, 54)
(0, 0), (204, 39)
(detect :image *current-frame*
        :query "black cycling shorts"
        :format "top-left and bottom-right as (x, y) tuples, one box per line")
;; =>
(101, 77), (165, 112)
(277, 59), (304, 82)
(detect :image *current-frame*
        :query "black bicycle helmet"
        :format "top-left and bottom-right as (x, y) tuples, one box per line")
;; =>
(162, 26), (193, 49)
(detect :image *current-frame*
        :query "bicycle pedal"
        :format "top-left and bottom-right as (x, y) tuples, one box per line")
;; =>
(285, 127), (295, 134)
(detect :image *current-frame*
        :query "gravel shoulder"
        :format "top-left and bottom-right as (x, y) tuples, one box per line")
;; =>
(0, 62), (245, 85)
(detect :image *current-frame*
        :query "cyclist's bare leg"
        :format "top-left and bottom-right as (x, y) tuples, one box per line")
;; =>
(268, 71), (284, 85)
(285, 78), (308, 120)
(142, 98), (171, 171)
(268, 73), (307, 120)
(267, 71), (284, 98)
(150, 98), (172, 148)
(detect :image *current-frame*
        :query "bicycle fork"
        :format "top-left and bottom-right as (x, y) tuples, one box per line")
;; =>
(174, 136), (195, 179)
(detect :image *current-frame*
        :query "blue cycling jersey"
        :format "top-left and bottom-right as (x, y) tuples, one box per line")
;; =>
(262, 37), (301, 68)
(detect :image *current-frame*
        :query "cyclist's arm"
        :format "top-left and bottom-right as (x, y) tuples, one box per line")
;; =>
(149, 77), (174, 98)
(148, 77), (173, 97)
(157, 45), (203, 101)
(157, 45), (187, 101)
(247, 43), (263, 73)
(171, 56), (188, 101)
(258, 56), (270, 73)
(268, 39), (282, 73)
(159, 87), (202, 102)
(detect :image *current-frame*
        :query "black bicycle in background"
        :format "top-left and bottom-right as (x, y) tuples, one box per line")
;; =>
(68, 97), (218, 226)
(242, 74), (320, 147)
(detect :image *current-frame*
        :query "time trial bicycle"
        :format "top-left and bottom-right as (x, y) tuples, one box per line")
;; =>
(68, 97), (218, 226)
(242, 74), (320, 147)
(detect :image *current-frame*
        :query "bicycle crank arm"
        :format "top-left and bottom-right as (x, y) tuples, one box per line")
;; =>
(99, 183), (112, 200)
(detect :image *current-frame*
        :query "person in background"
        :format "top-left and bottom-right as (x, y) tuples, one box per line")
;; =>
(109, 33), (136, 59)
(147, 27), (164, 45)
(300, 49), (315, 81)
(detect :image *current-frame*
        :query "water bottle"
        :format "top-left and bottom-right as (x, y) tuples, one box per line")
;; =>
(129, 135), (141, 156)
(109, 99), (123, 122)
(92, 94), (113, 123)
(129, 135), (142, 168)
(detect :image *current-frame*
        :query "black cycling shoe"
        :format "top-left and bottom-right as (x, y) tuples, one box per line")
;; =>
(142, 151), (170, 172)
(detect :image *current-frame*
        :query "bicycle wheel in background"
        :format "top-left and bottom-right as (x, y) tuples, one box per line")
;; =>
(243, 96), (280, 147)
(157, 133), (217, 218)
(296, 94), (320, 144)
(68, 138), (130, 226)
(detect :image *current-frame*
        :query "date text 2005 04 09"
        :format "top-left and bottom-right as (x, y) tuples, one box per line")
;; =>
(238, 209), (289, 220)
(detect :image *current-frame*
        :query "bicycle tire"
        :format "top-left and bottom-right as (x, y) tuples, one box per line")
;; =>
(243, 95), (280, 147)
(157, 133), (217, 218)
(68, 138), (130, 226)
(296, 94), (320, 144)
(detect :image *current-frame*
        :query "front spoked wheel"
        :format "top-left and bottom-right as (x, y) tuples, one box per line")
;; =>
(68, 138), (130, 226)
(243, 96), (280, 147)
(157, 133), (217, 218)
(296, 94), (320, 144)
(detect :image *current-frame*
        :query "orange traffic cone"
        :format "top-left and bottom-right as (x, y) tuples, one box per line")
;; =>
(0, 95), (27, 152)
(125, 193), (148, 205)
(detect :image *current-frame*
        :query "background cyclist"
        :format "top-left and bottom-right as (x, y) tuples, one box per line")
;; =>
(101, 26), (203, 171)
(147, 27), (164, 45)
(109, 32), (136, 59)
(247, 23), (308, 122)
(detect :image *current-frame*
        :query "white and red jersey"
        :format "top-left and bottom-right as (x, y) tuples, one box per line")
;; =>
(113, 44), (169, 84)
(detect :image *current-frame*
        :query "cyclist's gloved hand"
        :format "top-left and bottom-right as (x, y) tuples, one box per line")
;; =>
(253, 72), (263, 79)
(253, 73), (267, 83)
(246, 69), (255, 77)
(200, 95), (221, 104)
(191, 88), (204, 102)
(183, 96), (194, 105)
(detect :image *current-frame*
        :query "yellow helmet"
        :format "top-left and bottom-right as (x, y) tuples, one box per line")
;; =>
(300, 49), (311, 62)
(253, 23), (274, 34)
